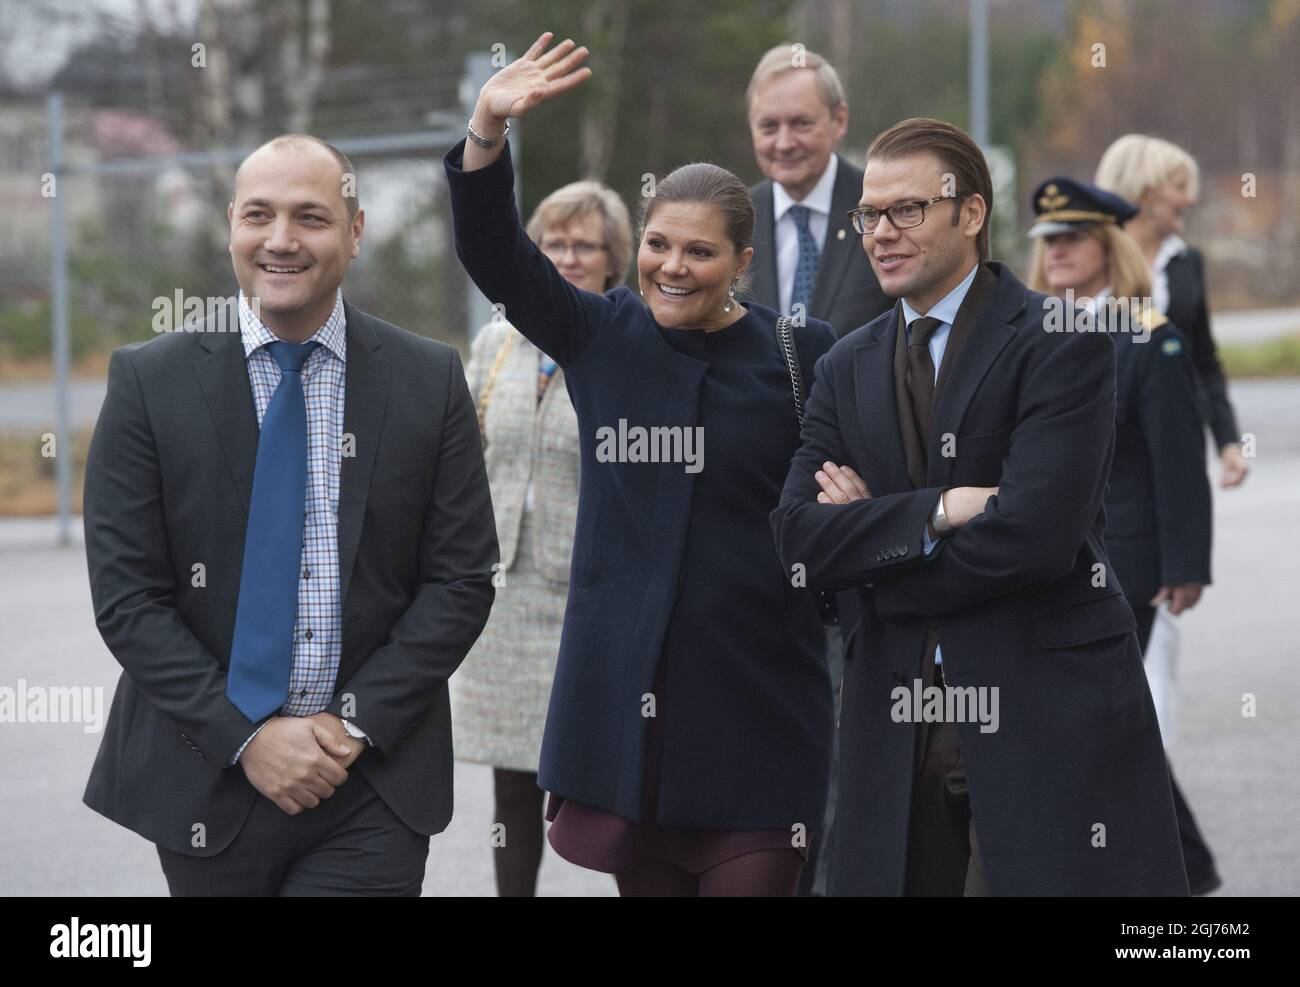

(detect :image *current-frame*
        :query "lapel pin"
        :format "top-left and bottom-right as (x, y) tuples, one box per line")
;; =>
(837, 228), (846, 240)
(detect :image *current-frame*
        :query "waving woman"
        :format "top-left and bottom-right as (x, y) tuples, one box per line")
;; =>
(444, 33), (835, 896)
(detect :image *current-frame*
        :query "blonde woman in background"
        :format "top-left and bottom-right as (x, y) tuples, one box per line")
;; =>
(455, 180), (633, 896)
(1096, 134), (1249, 488)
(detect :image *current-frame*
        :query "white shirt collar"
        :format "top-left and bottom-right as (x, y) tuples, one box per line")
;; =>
(1152, 234), (1187, 275)
(238, 289), (347, 363)
(772, 153), (839, 223)
(900, 262), (980, 328)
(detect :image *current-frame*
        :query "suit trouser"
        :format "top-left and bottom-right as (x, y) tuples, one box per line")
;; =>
(1133, 604), (1219, 892)
(156, 754), (430, 896)
(903, 649), (988, 897)
(797, 623), (844, 896)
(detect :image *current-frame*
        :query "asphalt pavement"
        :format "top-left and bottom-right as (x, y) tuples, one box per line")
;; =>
(1, 377), (1295, 896)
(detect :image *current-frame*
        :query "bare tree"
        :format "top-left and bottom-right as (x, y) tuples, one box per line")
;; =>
(280, 0), (333, 134)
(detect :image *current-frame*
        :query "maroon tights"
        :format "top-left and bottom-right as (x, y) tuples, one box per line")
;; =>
(614, 849), (804, 897)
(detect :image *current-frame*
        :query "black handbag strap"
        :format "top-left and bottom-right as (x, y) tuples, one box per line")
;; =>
(775, 315), (840, 627)
(775, 315), (806, 425)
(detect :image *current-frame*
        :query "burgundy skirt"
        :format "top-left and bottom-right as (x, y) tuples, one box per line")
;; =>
(545, 655), (808, 875)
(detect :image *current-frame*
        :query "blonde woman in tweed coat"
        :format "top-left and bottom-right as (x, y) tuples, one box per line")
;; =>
(454, 180), (632, 896)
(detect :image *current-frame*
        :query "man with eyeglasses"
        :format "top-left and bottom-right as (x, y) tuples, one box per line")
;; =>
(771, 117), (1187, 896)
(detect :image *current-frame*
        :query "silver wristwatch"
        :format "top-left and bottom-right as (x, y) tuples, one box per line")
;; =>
(931, 491), (954, 537)
(342, 718), (369, 743)
(467, 119), (510, 148)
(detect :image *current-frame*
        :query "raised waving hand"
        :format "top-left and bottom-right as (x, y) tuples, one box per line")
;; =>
(465, 32), (591, 170)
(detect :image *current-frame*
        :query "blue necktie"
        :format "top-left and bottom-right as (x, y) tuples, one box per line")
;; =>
(789, 204), (820, 315)
(227, 340), (319, 722)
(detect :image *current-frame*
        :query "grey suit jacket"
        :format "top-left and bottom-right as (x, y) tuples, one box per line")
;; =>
(81, 298), (498, 855)
(747, 153), (893, 337)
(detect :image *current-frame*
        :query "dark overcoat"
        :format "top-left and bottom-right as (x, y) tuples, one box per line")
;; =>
(771, 263), (1188, 895)
(446, 140), (835, 829)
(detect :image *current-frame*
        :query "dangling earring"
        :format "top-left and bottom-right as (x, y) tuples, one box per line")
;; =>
(723, 279), (737, 313)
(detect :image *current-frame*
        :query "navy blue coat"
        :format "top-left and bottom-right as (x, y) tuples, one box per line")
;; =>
(1105, 315), (1213, 609)
(771, 263), (1188, 895)
(445, 140), (835, 829)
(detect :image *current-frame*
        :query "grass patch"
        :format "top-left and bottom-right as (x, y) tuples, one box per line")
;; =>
(1220, 332), (1300, 378)
(0, 429), (90, 516)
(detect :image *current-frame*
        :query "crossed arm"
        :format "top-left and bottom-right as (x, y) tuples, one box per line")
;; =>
(771, 351), (996, 594)
(773, 329), (1117, 618)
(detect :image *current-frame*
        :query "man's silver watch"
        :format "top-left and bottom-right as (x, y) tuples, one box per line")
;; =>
(342, 718), (370, 744)
(931, 491), (954, 537)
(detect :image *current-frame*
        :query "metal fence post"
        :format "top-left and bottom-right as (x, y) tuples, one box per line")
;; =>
(48, 90), (71, 547)
(969, 0), (989, 149)
(461, 51), (518, 340)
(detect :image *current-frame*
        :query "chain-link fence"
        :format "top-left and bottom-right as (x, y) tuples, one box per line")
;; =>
(7, 120), (485, 367)
(0, 55), (510, 535)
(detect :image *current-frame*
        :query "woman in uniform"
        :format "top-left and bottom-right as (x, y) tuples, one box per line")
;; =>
(445, 33), (835, 896)
(1027, 176), (1220, 894)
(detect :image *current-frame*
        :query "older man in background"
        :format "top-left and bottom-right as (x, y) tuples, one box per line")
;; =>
(745, 44), (893, 896)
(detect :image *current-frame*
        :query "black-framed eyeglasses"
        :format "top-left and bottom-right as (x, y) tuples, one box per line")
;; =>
(846, 194), (959, 235)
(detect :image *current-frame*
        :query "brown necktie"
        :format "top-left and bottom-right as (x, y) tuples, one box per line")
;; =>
(905, 316), (942, 457)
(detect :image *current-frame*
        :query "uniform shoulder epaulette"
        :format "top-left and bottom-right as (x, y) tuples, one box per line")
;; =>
(1136, 308), (1169, 333)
